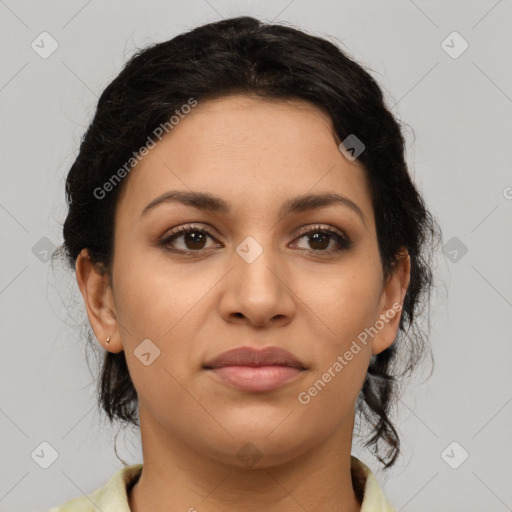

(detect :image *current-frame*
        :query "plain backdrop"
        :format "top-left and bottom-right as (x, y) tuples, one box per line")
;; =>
(1, 1), (511, 511)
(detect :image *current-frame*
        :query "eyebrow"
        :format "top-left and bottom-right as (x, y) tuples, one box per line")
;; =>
(139, 190), (367, 227)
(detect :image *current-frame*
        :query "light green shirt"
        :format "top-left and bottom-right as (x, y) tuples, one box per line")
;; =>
(47, 455), (396, 511)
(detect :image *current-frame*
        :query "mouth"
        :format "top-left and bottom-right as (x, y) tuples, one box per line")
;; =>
(203, 346), (307, 393)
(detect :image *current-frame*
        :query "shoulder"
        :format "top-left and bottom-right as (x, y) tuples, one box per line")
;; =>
(350, 456), (397, 512)
(46, 459), (394, 511)
(46, 464), (143, 512)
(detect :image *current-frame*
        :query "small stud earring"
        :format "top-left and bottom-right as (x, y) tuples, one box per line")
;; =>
(106, 336), (111, 345)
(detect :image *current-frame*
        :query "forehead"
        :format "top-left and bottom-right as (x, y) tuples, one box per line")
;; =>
(115, 94), (373, 224)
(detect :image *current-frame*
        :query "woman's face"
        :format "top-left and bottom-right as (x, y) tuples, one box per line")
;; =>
(79, 94), (408, 467)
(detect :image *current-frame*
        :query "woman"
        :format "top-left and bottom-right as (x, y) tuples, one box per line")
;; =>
(51, 15), (440, 512)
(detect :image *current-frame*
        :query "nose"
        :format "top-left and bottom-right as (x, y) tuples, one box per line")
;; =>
(219, 239), (296, 328)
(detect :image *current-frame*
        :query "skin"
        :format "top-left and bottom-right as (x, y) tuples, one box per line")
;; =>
(76, 94), (410, 512)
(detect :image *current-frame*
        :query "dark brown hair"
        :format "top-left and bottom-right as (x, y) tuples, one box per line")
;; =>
(55, 15), (441, 469)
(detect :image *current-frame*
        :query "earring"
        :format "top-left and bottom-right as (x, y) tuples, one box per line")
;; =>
(106, 336), (111, 346)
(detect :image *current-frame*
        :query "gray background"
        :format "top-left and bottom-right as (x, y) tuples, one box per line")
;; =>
(1, 1), (511, 511)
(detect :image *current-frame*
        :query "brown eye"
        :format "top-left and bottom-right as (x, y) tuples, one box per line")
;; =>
(159, 225), (220, 253)
(158, 223), (351, 255)
(292, 226), (351, 253)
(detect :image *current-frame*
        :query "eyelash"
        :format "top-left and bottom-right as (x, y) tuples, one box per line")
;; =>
(158, 223), (352, 255)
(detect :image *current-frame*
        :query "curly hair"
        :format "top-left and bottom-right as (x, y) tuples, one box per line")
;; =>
(55, 15), (441, 469)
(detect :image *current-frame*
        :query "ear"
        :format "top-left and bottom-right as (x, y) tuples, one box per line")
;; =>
(75, 248), (122, 353)
(371, 249), (411, 355)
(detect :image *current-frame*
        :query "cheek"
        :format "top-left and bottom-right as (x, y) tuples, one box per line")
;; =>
(295, 271), (379, 413)
(112, 242), (195, 337)
(300, 260), (382, 353)
(293, 253), (381, 418)
(111, 247), (215, 392)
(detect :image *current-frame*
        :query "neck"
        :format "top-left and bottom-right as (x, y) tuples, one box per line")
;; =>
(128, 409), (361, 512)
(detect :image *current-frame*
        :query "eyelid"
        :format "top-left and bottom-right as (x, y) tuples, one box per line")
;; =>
(161, 223), (217, 239)
(163, 222), (348, 239)
(294, 223), (347, 239)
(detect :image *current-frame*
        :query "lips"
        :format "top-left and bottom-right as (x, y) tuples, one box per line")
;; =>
(204, 346), (307, 393)
(204, 346), (306, 370)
